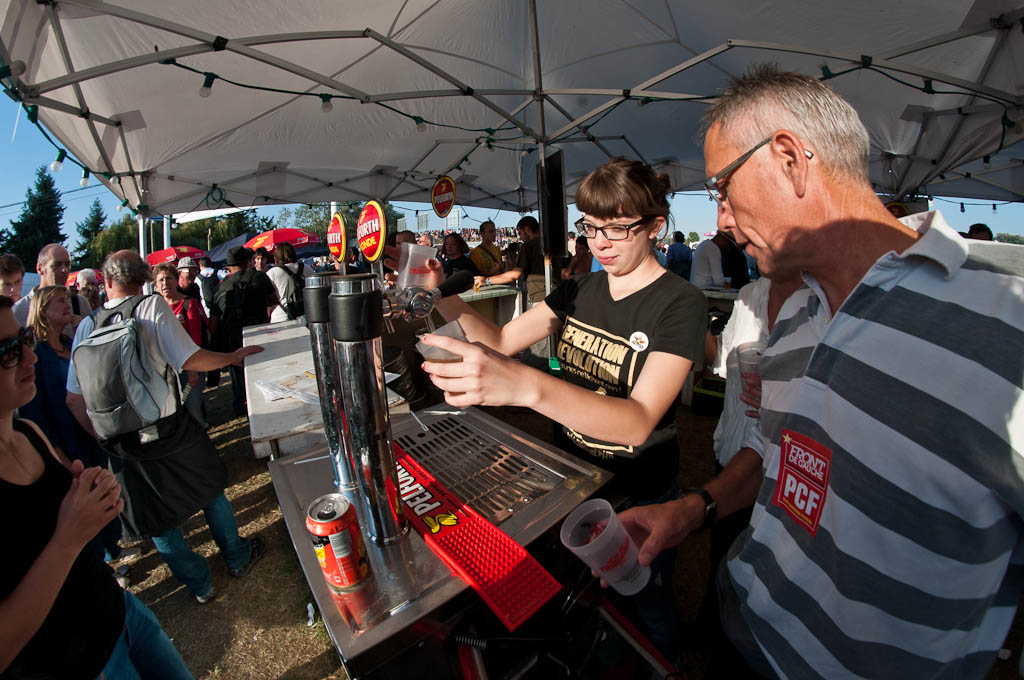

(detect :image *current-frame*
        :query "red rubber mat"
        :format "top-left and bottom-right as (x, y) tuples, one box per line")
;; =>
(393, 444), (561, 631)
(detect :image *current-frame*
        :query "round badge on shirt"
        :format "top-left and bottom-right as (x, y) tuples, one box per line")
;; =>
(629, 331), (650, 352)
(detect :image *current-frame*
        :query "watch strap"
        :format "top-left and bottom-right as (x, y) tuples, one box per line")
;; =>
(683, 487), (717, 532)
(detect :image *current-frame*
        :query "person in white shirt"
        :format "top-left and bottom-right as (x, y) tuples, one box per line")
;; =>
(13, 244), (91, 333)
(689, 231), (730, 289)
(265, 243), (313, 323)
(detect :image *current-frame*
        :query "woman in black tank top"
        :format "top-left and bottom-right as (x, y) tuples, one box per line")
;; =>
(0, 297), (192, 679)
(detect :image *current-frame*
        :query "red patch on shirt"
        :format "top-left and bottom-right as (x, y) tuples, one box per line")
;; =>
(772, 429), (832, 535)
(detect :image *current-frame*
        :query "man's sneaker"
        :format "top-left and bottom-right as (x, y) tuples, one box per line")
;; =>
(230, 535), (267, 578)
(195, 585), (217, 604)
(115, 573), (131, 589)
(117, 545), (143, 564)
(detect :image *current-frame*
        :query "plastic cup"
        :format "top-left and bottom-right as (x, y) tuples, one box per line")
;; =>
(415, 319), (466, 362)
(723, 276), (732, 290)
(559, 498), (650, 596)
(396, 242), (438, 290)
(736, 341), (766, 379)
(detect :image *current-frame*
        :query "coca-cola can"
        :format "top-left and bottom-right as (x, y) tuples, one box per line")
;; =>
(306, 493), (367, 589)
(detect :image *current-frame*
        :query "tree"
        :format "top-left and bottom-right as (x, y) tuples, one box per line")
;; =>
(687, 231), (700, 244)
(74, 198), (107, 268)
(995, 232), (1024, 245)
(1, 166), (66, 269)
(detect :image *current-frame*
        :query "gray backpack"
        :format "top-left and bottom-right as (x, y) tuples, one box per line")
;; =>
(72, 295), (176, 440)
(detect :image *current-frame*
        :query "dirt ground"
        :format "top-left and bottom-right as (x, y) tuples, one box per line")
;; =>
(127, 378), (1023, 679)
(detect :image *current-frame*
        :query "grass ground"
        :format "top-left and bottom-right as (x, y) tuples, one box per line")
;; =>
(126, 379), (1023, 679)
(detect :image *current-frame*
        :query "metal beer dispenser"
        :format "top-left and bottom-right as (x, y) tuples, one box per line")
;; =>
(303, 272), (357, 489)
(329, 273), (409, 544)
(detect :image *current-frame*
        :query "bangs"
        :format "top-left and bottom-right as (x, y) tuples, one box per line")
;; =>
(575, 157), (670, 220)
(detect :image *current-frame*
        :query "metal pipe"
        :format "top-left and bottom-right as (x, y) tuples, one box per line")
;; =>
(329, 274), (408, 545)
(304, 272), (357, 489)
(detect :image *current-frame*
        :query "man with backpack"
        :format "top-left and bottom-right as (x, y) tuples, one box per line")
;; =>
(215, 246), (278, 416)
(266, 243), (311, 324)
(65, 250), (266, 604)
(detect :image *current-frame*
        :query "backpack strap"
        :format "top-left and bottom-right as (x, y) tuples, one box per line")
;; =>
(92, 294), (148, 328)
(70, 294), (81, 315)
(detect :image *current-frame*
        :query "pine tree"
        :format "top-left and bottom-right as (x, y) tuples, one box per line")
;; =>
(74, 198), (107, 267)
(2, 166), (66, 269)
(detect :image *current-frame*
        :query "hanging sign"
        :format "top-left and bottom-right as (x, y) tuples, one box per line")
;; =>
(327, 213), (346, 259)
(431, 176), (456, 218)
(357, 201), (387, 262)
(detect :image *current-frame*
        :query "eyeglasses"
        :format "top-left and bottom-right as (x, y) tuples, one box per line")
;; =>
(0, 327), (35, 369)
(704, 137), (814, 206)
(574, 217), (649, 241)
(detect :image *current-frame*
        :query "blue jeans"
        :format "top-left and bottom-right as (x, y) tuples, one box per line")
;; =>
(150, 493), (252, 598)
(98, 591), (193, 679)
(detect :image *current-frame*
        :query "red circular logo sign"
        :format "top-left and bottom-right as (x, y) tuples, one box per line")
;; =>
(357, 201), (387, 262)
(327, 213), (346, 259)
(431, 176), (455, 218)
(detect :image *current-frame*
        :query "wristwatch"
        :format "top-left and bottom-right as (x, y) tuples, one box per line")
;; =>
(682, 488), (717, 532)
(485, 277), (491, 286)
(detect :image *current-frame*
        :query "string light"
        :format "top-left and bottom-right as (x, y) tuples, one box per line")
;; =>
(319, 94), (333, 113)
(199, 73), (216, 98)
(983, 155), (992, 168)
(49, 149), (66, 173)
(117, 198), (129, 212)
(413, 116), (426, 132)
(0, 60), (26, 79)
(993, 204), (997, 213)
(960, 202), (965, 213)
(79, 168), (90, 188)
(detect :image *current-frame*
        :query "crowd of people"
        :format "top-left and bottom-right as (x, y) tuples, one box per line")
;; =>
(2, 65), (1022, 680)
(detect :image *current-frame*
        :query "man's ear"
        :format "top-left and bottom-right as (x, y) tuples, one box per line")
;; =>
(772, 130), (810, 199)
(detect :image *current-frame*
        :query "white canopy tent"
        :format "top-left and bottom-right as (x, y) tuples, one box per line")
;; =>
(1, 0), (1022, 224)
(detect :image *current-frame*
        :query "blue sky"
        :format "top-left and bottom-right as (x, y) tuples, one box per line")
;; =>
(2, 95), (1021, 253)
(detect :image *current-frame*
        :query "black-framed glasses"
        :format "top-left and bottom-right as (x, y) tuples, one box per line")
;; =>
(574, 216), (649, 241)
(0, 327), (35, 369)
(704, 137), (814, 205)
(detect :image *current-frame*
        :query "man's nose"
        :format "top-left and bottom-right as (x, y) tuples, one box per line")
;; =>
(715, 201), (736, 232)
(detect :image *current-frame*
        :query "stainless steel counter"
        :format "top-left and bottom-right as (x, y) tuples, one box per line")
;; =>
(268, 405), (610, 677)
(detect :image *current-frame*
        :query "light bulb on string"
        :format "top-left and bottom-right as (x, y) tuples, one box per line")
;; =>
(199, 73), (216, 98)
(117, 198), (129, 212)
(960, 203), (965, 213)
(413, 116), (426, 132)
(49, 149), (66, 173)
(993, 204), (997, 213)
(319, 94), (333, 113)
(79, 168), (90, 188)
(0, 60), (26, 79)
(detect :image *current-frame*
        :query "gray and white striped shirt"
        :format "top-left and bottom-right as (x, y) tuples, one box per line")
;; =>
(729, 211), (1024, 679)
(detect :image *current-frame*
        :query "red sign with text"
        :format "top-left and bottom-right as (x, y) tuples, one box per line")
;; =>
(327, 213), (346, 260)
(772, 429), (832, 535)
(356, 201), (386, 262)
(431, 176), (455, 218)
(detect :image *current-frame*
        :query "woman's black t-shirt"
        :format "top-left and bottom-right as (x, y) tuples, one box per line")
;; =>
(0, 420), (124, 680)
(545, 271), (707, 501)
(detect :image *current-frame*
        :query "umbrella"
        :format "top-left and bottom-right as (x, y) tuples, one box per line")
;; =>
(245, 229), (321, 252)
(67, 270), (104, 287)
(145, 246), (205, 266)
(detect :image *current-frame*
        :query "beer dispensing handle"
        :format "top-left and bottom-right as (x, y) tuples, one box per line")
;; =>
(382, 270), (475, 332)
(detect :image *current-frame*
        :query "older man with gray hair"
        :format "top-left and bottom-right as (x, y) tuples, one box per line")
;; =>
(66, 250), (266, 604)
(618, 66), (1024, 678)
(13, 243), (91, 330)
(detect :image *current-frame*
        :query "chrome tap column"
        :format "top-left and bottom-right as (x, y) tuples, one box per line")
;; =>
(329, 274), (409, 545)
(303, 272), (357, 489)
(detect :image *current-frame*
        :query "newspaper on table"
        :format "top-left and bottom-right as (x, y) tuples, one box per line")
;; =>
(256, 370), (404, 407)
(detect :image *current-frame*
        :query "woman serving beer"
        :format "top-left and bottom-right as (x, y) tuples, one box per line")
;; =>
(392, 158), (707, 655)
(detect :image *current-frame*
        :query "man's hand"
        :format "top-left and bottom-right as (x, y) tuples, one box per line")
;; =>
(474, 275), (487, 289)
(621, 495), (705, 566)
(382, 245), (444, 290)
(230, 345), (263, 367)
(739, 372), (762, 418)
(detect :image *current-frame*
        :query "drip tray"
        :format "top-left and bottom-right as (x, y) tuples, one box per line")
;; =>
(394, 414), (562, 524)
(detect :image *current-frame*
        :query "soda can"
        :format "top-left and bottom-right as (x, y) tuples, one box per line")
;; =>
(328, 579), (376, 630)
(306, 493), (367, 588)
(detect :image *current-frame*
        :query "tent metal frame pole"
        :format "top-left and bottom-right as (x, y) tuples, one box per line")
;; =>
(43, 4), (118, 180)
(950, 171), (1024, 201)
(529, 0), (555, 306)
(901, 24), (1013, 196)
(876, 9), (1024, 61)
(55, 0), (370, 101)
(364, 28), (542, 140)
(541, 95), (615, 159)
(727, 38), (1021, 106)
(17, 94), (121, 126)
(117, 125), (144, 208)
(137, 214), (146, 257)
(383, 142), (440, 201)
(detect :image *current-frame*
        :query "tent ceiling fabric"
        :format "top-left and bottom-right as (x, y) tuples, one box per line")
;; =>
(2, 0), (1023, 218)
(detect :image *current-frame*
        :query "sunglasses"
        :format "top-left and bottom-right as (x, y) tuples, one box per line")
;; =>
(0, 327), (36, 369)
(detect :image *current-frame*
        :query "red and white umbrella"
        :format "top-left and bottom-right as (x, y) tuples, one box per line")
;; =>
(145, 245), (205, 265)
(244, 228), (321, 252)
